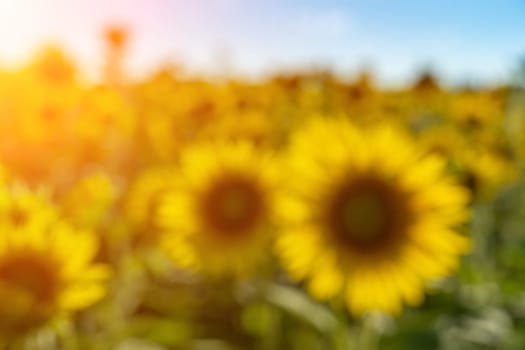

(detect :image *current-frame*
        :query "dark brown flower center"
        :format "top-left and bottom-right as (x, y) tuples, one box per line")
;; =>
(199, 174), (266, 238)
(0, 250), (61, 303)
(326, 176), (411, 253)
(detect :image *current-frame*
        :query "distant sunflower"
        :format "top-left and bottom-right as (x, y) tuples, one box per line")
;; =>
(158, 141), (279, 277)
(124, 167), (176, 245)
(26, 46), (78, 90)
(0, 185), (58, 235)
(276, 118), (470, 316)
(0, 188), (109, 335)
(60, 173), (116, 230)
(449, 92), (501, 131)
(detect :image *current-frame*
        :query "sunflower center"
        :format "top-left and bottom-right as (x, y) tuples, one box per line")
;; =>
(0, 249), (61, 303)
(200, 175), (265, 237)
(327, 177), (411, 252)
(340, 192), (386, 241)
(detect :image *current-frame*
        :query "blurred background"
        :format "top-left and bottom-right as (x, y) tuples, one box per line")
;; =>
(0, 0), (523, 85)
(0, 1), (525, 350)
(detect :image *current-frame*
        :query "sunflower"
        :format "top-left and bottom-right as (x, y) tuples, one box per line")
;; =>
(0, 185), (58, 235)
(455, 145), (516, 199)
(0, 188), (109, 335)
(73, 86), (136, 164)
(276, 118), (470, 316)
(60, 173), (116, 230)
(124, 167), (176, 245)
(448, 92), (502, 131)
(105, 26), (129, 49)
(158, 141), (279, 277)
(29, 46), (77, 88)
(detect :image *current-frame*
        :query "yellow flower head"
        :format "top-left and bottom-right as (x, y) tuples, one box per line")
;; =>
(124, 167), (176, 245)
(276, 118), (470, 316)
(0, 185), (58, 235)
(0, 187), (109, 335)
(74, 86), (136, 144)
(29, 46), (77, 87)
(158, 141), (279, 277)
(105, 26), (129, 49)
(456, 145), (516, 199)
(448, 92), (502, 130)
(60, 173), (116, 230)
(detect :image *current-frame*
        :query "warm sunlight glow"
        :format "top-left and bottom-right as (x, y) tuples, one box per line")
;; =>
(0, 1), (522, 348)
(0, 0), (39, 63)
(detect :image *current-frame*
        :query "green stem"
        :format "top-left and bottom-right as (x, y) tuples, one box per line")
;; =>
(331, 311), (353, 350)
(54, 319), (80, 350)
(356, 315), (380, 350)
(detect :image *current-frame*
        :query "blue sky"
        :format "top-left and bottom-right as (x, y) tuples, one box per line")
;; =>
(0, 0), (523, 85)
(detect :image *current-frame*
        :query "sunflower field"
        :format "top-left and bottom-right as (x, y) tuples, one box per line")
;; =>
(0, 27), (525, 350)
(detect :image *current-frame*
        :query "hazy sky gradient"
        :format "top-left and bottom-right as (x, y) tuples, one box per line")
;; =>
(0, 0), (523, 85)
